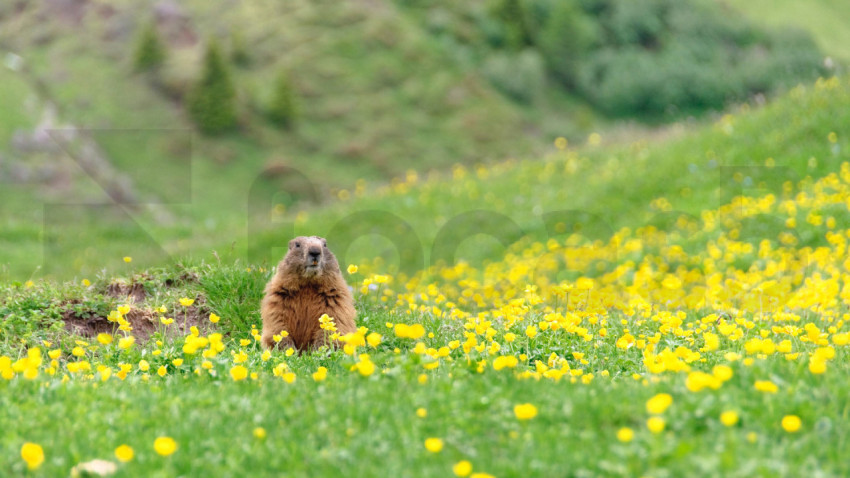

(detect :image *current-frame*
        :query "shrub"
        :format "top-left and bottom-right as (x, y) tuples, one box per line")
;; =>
(187, 40), (238, 135)
(537, 0), (597, 87)
(133, 22), (166, 72)
(488, 0), (533, 50)
(267, 71), (297, 128)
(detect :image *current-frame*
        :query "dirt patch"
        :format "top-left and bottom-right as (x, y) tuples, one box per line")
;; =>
(105, 282), (147, 304)
(62, 309), (116, 338)
(61, 299), (211, 342)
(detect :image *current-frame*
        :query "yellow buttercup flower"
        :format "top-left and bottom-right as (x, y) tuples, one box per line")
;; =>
(646, 393), (673, 415)
(230, 365), (248, 381)
(616, 427), (634, 442)
(21, 442), (44, 470)
(424, 438), (443, 453)
(513, 403), (538, 420)
(115, 444), (134, 463)
(153, 437), (177, 456)
(647, 416), (665, 434)
(720, 411), (739, 427)
(781, 415), (801, 433)
(453, 460), (473, 477)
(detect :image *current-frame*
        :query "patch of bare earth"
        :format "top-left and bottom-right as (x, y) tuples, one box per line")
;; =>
(62, 280), (210, 341)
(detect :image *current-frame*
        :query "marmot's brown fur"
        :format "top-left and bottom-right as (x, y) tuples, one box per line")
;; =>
(260, 236), (356, 351)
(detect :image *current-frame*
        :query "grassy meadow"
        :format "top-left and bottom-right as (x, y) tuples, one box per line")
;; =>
(2, 76), (850, 476)
(3, 1), (850, 476)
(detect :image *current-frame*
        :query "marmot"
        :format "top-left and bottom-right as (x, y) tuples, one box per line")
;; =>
(260, 236), (356, 351)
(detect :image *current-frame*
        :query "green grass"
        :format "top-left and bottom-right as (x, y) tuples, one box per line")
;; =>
(1, 259), (849, 476)
(3, 359), (847, 477)
(246, 78), (850, 273)
(721, 0), (850, 63)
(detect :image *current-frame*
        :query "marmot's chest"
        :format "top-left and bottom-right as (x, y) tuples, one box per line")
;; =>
(284, 287), (340, 347)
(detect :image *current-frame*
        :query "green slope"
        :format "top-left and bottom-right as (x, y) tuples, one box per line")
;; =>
(721, 0), (850, 63)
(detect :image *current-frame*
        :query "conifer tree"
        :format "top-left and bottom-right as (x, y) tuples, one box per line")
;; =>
(134, 22), (166, 72)
(268, 71), (297, 129)
(187, 40), (238, 134)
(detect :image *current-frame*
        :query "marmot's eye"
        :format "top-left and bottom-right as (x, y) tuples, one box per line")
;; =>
(295, 242), (301, 248)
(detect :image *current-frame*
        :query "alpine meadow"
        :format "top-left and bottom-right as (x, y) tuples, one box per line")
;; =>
(1, 1), (849, 477)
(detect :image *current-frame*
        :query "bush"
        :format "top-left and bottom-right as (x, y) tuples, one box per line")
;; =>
(187, 40), (238, 135)
(267, 71), (297, 128)
(133, 22), (166, 72)
(537, 0), (597, 87)
(573, 0), (825, 117)
(488, 0), (533, 50)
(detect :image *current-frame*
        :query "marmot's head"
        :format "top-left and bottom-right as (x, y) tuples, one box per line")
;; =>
(279, 236), (340, 281)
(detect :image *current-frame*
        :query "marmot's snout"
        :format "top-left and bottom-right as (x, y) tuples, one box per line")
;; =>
(307, 245), (322, 265)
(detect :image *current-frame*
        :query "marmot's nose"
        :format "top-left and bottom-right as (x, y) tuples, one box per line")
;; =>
(308, 246), (322, 258)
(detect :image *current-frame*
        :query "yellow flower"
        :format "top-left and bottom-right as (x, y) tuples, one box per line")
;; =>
(781, 415), (801, 433)
(424, 438), (443, 453)
(554, 136), (568, 150)
(525, 325), (538, 339)
(115, 444), (134, 463)
(367, 332), (382, 348)
(616, 427), (634, 442)
(230, 365), (248, 381)
(172, 359), (183, 367)
(720, 410), (739, 427)
(72, 346), (85, 357)
(416, 408), (427, 418)
(21, 442), (44, 470)
(646, 393), (673, 415)
(82, 279), (91, 287)
(48, 349), (61, 360)
(157, 366), (167, 377)
(809, 358), (827, 374)
(253, 427), (267, 440)
(209, 313), (220, 323)
(647, 416), (665, 434)
(312, 366), (328, 382)
(347, 264), (358, 274)
(138, 360), (150, 372)
(179, 298), (194, 307)
(118, 336), (135, 350)
(153, 437), (177, 456)
(394, 323), (425, 339)
(97, 333), (113, 345)
(754, 380), (778, 393)
(514, 403), (538, 420)
(123, 256), (132, 263)
(453, 460), (473, 477)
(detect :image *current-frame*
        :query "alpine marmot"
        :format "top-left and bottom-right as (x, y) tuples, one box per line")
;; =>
(260, 236), (356, 351)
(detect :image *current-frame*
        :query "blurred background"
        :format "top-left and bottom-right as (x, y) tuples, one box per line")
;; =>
(0, 0), (844, 280)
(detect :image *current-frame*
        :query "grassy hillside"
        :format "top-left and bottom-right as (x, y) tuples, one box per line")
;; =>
(248, 77), (850, 274)
(722, 0), (850, 63)
(3, 78), (850, 475)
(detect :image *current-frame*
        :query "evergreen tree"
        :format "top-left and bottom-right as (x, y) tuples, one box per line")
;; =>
(538, 0), (597, 87)
(491, 0), (532, 50)
(133, 22), (166, 72)
(268, 71), (297, 129)
(187, 40), (238, 134)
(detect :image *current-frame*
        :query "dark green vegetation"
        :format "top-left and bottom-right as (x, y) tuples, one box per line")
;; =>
(398, 0), (827, 116)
